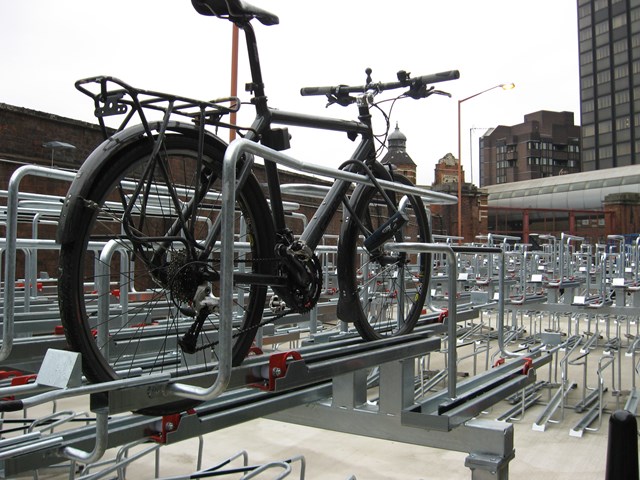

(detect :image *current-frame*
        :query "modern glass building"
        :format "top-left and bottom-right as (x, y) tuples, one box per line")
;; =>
(578, 0), (640, 171)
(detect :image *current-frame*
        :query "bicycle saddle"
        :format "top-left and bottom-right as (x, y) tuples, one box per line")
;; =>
(191, 0), (279, 26)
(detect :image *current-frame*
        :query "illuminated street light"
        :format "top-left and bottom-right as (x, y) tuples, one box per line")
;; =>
(457, 83), (515, 241)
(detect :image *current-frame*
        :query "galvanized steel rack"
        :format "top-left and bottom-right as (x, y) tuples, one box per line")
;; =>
(1, 142), (592, 479)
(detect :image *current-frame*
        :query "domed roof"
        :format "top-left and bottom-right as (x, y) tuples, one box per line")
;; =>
(388, 123), (407, 150)
(382, 123), (416, 167)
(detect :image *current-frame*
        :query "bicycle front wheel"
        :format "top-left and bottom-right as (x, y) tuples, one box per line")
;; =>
(337, 173), (431, 340)
(58, 133), (273, 414)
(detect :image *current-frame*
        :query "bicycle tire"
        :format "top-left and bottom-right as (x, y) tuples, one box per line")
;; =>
(58, 133), (274, 415)
(337, 172), (431, 340)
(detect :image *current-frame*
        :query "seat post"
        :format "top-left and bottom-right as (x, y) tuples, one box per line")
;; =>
(239, 22), (267, 103)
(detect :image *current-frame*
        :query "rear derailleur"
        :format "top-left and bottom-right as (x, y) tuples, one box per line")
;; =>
(178, 282), (219, 355)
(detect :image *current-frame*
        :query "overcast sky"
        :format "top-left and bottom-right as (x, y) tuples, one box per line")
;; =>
(1, 0), (580, 185)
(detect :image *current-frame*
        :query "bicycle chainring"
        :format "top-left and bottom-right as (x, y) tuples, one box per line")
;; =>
(274, 240), (323, 313)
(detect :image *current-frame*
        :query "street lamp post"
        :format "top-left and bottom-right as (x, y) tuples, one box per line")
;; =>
(457, 83), (515, 240)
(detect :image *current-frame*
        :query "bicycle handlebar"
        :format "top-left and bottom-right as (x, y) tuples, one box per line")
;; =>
(300, 69), (460, 97)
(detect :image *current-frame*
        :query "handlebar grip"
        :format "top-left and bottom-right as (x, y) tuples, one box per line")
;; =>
(300, 86), (335, 96)
(414, 70), (460, 85)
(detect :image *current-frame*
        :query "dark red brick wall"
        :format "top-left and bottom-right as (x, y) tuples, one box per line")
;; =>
(0, 103), (106, 169)
(430, 182), (488, 242)
(604, 193), (640, 237)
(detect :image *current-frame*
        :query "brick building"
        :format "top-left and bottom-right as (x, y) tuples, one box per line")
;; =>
(430, 153), (488, 242)
(479, 110), (581, 187)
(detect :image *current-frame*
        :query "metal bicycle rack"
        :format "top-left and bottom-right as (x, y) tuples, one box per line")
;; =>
(3, 142), (637, 478)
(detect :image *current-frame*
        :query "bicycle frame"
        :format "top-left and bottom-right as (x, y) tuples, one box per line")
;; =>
(232, 20), (381, 252)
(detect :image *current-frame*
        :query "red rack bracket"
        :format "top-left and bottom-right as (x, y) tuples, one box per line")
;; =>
(149, 408), (196, 444)
(522, 357), (534, 375)
(253, 351), (303, 391)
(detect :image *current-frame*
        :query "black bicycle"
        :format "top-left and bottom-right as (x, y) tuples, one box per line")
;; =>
(56, 0), (459, 414)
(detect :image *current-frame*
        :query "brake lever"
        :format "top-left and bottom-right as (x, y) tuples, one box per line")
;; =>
(325, 92), (356, 108)
(325, 94), (337, 108)
(405, 84), (433, 100)
(405, 85), (452, 100)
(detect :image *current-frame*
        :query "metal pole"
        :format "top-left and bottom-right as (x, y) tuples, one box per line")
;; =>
(456, 84), (514, 242)
(457, 100), (462, 241)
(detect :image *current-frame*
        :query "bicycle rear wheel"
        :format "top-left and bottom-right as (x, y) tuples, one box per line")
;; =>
(337, 173), (431, 340)
(58, 133), (273, 415)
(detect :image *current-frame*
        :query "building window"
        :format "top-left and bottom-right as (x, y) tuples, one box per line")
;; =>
(596, 45), (610, 60)
(583, 124), (596, 137)
(614, 64), (629, 79)
(583, 148), (596, 162)
(595, 20), (609, 35)
(580, 27), (593, 42)
(615, 90), (630, 104)
(613, 40), (628, 54)
(597, 70), (611, 84)
(599, 145), (614, 159)
(580, 51), (594, 65)
(594, 0), (608, 11)
(612, 14), (628, 29)
(618, 142), (632, 155)
(616, 117), (631, 129)
(580, 75), (593, 88)
(582, 99), (595, 113)
(597, 95), (612, 109)
(579, 4), (591, 17)
(613, 39), (629, 65)
(599, 120), (613, 133)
